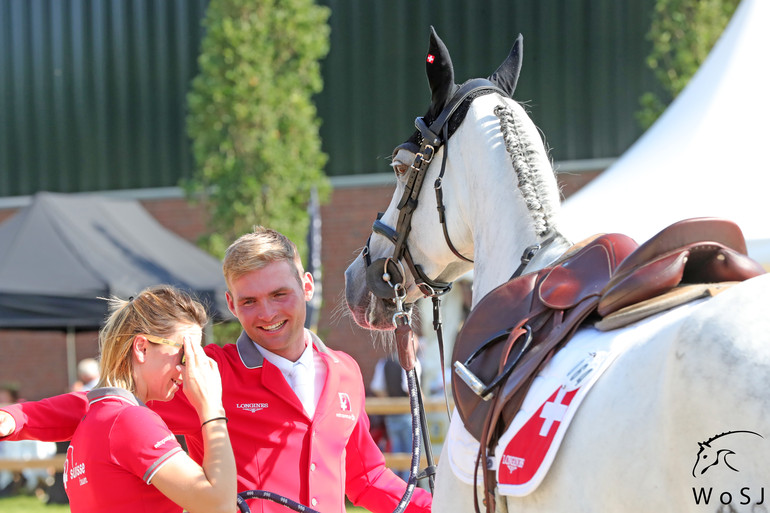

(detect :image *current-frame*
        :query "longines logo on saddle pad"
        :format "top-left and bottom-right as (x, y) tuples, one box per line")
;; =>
(690, 430), (765, 508)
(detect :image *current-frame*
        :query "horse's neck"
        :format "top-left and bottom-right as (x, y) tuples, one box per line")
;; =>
(460, 95), (569, 306)
(470, 234), (571, 307)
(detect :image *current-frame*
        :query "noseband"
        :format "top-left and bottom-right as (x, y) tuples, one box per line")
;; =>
(364, 79), (507, 304)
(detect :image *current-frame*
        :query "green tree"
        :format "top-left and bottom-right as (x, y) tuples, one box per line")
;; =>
(637, 0), (740, 129)
(185, 0), (331, 259)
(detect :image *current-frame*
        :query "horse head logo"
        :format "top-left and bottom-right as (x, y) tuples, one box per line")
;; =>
(692, 430), (763, 477)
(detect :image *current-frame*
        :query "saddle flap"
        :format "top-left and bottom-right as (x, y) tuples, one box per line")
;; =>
(540, 233), (638, 309)
(451, 233), (637, 441)
(539, 244), (611, 309)
(451, 272), (542, 439)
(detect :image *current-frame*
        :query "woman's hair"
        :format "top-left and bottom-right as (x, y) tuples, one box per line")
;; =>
(223, 226), (303, 288)
(96, 285), (208, 393)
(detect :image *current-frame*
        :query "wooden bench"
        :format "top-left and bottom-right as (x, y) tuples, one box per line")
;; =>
(0, 453), (66, 472)
(366, 396), (451, 470)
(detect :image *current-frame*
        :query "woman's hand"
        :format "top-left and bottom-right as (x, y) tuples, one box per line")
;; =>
(155, 338), (235, 513)
(180, 336), (225, 422)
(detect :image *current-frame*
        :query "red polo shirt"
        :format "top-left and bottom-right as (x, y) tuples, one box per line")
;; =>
(65, 388), (184, 513)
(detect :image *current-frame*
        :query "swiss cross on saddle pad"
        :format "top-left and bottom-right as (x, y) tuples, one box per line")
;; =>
(498, 386), (578, 485)
(493, 326), (622, 497)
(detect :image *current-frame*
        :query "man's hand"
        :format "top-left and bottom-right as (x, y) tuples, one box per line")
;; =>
(0, 410), (16, 437)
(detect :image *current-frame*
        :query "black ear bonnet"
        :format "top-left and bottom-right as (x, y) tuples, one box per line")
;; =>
(397, 27), (524, 153)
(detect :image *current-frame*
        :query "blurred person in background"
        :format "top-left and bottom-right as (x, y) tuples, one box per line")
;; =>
(71, 358), (100, 392)
(370, 351), (423, 481)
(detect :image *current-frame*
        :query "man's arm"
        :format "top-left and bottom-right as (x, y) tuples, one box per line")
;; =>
(344, 396), (432, 513)
(0, 392), (88, 442)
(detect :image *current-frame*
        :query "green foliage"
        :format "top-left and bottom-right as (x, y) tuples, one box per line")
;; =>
(211, 318), (244, 346)
(185, 0), (331, 259)
(637, 0), (740, 129)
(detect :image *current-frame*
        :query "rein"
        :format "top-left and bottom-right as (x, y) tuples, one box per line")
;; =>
(237, 490), (320, 513)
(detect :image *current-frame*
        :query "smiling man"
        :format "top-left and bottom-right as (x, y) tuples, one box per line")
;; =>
(0, 226), (431, 513)
(163, 226), (432, 512)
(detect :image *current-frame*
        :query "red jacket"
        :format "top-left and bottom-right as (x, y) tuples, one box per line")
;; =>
(2, 330), (431, 513)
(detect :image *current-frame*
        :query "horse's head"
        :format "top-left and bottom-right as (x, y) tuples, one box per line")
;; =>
(345, 27), (562, 331)
(691, 442), (735, 477)
(691, 430), (763, 477)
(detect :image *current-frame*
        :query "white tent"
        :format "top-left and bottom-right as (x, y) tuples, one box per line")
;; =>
(559, 0), (770, 265)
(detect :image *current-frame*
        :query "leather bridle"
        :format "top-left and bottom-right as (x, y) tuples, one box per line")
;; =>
(363, 78), (508, 304)
(359, 79), (509, 506)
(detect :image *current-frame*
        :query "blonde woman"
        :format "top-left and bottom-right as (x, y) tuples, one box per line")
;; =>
(8, 286), (237, 513)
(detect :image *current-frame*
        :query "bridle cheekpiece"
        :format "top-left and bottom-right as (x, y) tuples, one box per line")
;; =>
(363, 79), (507, 312)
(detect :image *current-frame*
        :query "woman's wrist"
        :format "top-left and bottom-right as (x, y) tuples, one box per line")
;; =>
(197, 405), (226, 424)
(201, 416), (228, 428)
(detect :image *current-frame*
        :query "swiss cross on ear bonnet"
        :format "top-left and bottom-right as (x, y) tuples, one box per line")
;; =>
(425, 26), (457, 111)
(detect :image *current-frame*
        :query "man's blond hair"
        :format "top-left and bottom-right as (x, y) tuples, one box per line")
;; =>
(223, 226), (303, 289)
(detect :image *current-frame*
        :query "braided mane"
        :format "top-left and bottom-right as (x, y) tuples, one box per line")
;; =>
(494, 103), (556, 237)
(701, 430), (763, 446)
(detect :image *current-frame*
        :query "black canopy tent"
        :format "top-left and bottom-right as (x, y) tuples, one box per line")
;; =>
(0, 192), (233, 380)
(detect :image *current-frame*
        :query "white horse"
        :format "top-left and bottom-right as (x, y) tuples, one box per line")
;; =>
(345, 28), (770, 513)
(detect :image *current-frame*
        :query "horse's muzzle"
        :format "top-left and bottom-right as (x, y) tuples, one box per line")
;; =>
(365, 257), (405, 299)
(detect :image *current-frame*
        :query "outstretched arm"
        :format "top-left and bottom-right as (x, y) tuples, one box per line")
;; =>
(0, 392), (88, 442)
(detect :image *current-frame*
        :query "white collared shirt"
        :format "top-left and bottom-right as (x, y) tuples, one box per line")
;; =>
(253, 334), (326, 418)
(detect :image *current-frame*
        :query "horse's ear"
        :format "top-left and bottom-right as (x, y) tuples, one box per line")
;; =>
(426, 26), (456, 110)
(488, 34), (523, 98)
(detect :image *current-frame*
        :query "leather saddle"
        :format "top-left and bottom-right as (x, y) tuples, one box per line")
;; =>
(451, 217), (765, 512)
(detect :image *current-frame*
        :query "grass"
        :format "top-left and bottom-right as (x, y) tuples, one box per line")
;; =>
(0, 495), (70, 513)
(0, 494), (371, 512)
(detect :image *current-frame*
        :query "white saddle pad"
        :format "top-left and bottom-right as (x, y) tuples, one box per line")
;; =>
(445, 299), (708, 496)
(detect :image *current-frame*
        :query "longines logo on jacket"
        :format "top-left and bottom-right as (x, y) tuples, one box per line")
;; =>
(237, 402), (269, 413)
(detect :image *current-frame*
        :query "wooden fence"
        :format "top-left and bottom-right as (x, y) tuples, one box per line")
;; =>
(0, 397), (453, 472)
